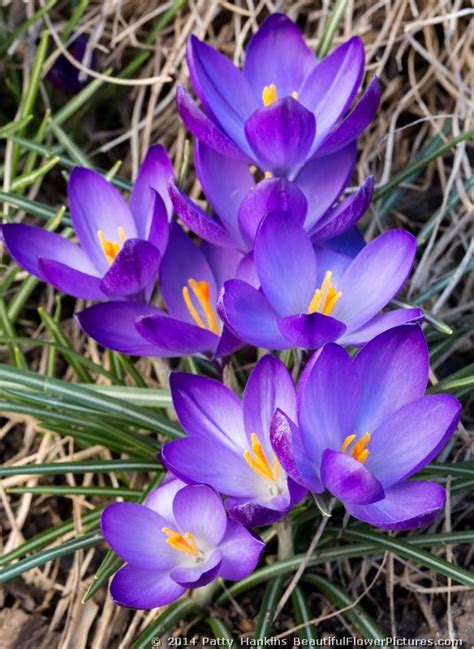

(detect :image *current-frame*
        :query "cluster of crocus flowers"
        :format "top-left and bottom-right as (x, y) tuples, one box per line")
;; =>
(1, 11), (463, 613)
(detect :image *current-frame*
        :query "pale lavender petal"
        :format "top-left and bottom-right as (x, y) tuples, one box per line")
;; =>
(39, 258), (107, 300)
(321, 449), (384, 504)
(245, 97), (315, 176)
(346, 481), (446, 530)
(243, 355), (297, 457)
(110, 565), (185, 609)
(218, 520), (265, 580)
(172, 485), (227, 547)
(145, 478), (187, 523)
(338, 308), (424, 346)
(135, 314), (218, 356)
(169, 371), (245, 450)
(353, 324), (429, 432)
(300, 37), (364, 149)
(334, 230), (417, 329)
(367, 394), (461, 487)
(170, 551), (222, 588)
(146, 191), (169, 254)
(101, 502), (176, 569)
(68, 167), (136, 273)
(200, 241), (244, 288)
(243, 13), (316, 99)
(255, 212), (316, 316)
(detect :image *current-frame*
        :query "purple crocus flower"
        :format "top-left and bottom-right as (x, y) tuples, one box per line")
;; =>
(47, 34), (96, 93)
(271, 325), (462, 530)
(162, 355), (307, 527)
(169, 141), (374, 252)
(3, 145), (173, 302)
(102, 478), (264, 609)
(75, 223), (246, 357)
(219, 212), (424, 350)
(178, 13), (380, 179)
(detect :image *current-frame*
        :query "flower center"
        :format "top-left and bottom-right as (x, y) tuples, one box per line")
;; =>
(97, 226), (126, 265)
(244, 432), (281, 482)
(308, 270), (342, 316)
(162, 527), (199, 556)
(182, 279), (220, 334)
(262, 84), (299, 106)
(341, 432), (371, 463)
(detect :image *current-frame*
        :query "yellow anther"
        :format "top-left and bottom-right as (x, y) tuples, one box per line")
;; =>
(97, 226), (127, 265)
(264, 171), (273, 179)
(291, 91), (299, 100)
(262, 84), (278, 106)
(162, 527), (198, 556)
(341, 432), (371, 464)
(308, 271), (342, 316)
(182, 279), (220, 335)
(244, 433), (281, 482)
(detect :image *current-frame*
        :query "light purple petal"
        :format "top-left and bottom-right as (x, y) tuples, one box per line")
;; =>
(338, 307), (424, 346)
(300, 37), (364, 148)
(2, 223), (98, 276)
(353, 324), (429, 433)
(172, 484), (227, 547)
(145, 478), (187, 523)
(75, 302), (169, 356)
(195, 141), (254, 248)
(255, 212), (316, 316)
(170, 550), (222, 588)
(169, 181), (236, 249)
(367, 394), (461, 487)
(101, 502), (176, 569)
(159, 223), (218, 322)
(243, 13), (316, 99)
(200, 241), (243, 288)
(318, 76), (381, 156)
(219, 279), (288, 350)
(295, 144), (357, 230)
(310, 177), (374, 241)
(277, 312), (346, 349)
(218, 520), (264, 580)
(238, 178), (307, 249)
(334, 230), (417, 329)
(169, 371), (245, 450)
(68, 167), (136, 273)
(135, 314), (218, 356)
(39, 258), (107, 300)
(243, 355), (297, 457)
(110, 565), (185, 609)
(187, 37), (256, 154)
(236, 252), (259, 288)
(270, 409), (322, 492)
(146, 190), (170, 254)
(225, 499), (288, 527)
(176, 85), (249, 161)
(100, 239), (160, 299)
(346, 481), (446, 530)
(245, 97), (315, 176)
(162, 437), (262, 499)
(321, 449), (384, 504)
(213, 325), (243, 359)
(129, 144), (174, 236)
(298, 343), (359, 469)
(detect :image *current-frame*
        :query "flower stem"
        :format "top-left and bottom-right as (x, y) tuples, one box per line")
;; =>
(191, 580), (218, 608)
(275, 519), (293, 561)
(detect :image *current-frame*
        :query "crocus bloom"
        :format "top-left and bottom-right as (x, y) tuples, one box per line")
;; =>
(47, 34), (96, 92)
(76, 223), (246, 357)
(219, 212), (423, 350)
(102, 478), (264, 609)
(3, 145), (173, 301)
(169, 141), (374, 252)
(162, 355), (306, 526)
(178, 13), (380, 179)
(271, 325), (462, 529)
